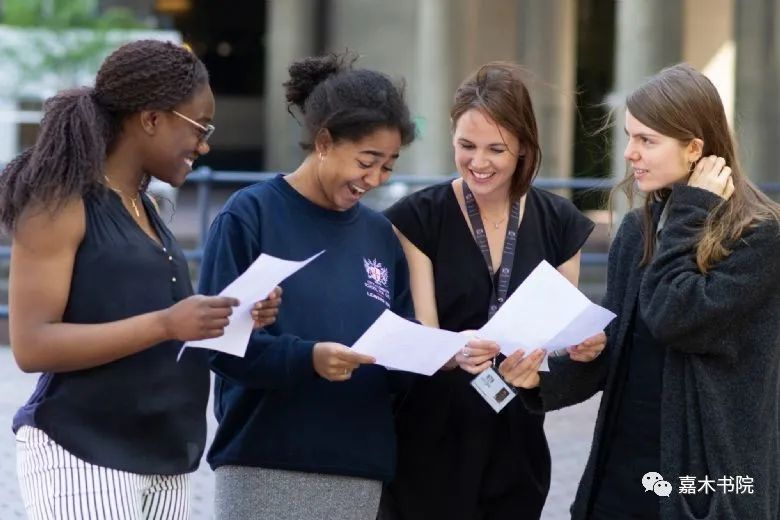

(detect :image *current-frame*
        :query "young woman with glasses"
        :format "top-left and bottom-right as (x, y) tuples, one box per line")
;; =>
(1, 39), (281, 519)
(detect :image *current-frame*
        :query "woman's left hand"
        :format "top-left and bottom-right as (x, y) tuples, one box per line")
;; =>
(567, 331), (606, 362)
(251, 286), (282, 328)
(498, 349), (546, 389)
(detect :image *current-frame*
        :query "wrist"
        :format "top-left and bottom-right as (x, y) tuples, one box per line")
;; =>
(153, 308), (175, 342)
(673, 183), (722, 210)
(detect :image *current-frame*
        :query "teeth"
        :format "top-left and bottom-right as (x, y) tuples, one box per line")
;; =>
(185, 158), (194, 168)
(471, 169), (494, 180)
(349, 183), (366, 195)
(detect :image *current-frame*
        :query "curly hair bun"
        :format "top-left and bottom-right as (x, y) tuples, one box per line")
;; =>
(284, 52), (358, 111)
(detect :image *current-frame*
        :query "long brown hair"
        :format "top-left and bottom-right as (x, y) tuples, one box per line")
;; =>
(450, 62), (542, 202)
(611, 63), (780, 272)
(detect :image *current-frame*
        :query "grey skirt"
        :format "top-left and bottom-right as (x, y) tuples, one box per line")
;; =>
(214, 465), (382, 520)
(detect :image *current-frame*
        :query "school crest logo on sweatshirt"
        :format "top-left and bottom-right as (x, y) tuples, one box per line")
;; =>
(363, 258), (391, 307)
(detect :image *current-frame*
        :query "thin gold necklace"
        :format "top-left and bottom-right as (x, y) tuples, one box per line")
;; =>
(481, 214), (507, 229)
(104, 175), (141, 218)
(480, 203), (510, 230)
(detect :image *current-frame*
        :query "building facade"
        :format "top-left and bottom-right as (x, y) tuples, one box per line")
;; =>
(1, 0), (777, 188)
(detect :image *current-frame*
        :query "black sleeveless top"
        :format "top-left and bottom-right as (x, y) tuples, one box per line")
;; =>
(13, 189), (210, 475)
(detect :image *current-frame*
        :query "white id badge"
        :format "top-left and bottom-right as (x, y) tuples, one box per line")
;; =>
(470, 367), (516, 413)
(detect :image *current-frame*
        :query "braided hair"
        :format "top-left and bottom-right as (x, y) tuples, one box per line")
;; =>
(0, 39), (209, 230)
(284, 52), (415, 151)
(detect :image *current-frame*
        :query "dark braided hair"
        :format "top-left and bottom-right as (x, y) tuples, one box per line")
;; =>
(0, 39), (209, 230)
(283, 52), (415, 151)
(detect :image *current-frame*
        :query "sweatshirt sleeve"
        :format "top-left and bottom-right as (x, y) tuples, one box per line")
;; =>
(198, 210), (317, 389)
(639, 184), (780, 358)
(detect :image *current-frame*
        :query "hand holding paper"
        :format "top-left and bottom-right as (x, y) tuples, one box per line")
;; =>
(567, 331), (607, 362)
(498, 348), (547, 389)
(456, 338), (501, 375)
(478, 260), (615, 357)
(312, 341), (376, 382)
(351, 310), (467, 376)
(250, 286), (283, 328)
(179, 251), (325, 359)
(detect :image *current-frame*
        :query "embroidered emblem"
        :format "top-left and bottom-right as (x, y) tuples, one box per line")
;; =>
(363, 258), (389, 286)
(363, 258), (391, 307)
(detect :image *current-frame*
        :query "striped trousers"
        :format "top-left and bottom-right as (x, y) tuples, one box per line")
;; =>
(16, 426), (191, 520)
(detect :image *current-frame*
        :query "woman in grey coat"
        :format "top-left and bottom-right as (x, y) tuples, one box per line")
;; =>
(499, 63), (780, 519)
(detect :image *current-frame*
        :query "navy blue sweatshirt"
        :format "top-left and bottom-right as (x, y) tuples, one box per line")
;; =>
(198, 175), (414, 482)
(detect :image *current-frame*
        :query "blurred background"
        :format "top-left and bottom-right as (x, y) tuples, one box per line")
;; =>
(0, 1), (777, 518)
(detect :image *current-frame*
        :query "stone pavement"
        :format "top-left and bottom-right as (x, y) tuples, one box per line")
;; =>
(0, 347), (599, 519)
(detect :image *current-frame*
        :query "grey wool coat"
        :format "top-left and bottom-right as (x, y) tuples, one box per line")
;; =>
(521, 184), (780, 519)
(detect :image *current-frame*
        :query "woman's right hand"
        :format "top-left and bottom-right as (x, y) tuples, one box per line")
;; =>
(312, 342), (376, 382)
(455, 338), (501, 375)
(163, 295), (239, 341)
(688, 155), (735, 200)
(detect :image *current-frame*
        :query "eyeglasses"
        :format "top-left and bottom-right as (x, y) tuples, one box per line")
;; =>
(171, 110), (215, 143)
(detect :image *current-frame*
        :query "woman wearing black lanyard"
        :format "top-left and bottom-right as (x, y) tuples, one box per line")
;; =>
(379, 62), (602, 519)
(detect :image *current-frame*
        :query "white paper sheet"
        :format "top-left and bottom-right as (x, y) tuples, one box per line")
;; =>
(478, 260), (615, 358)
(178, 251), (325, 360)
(351, 310), (468, 376)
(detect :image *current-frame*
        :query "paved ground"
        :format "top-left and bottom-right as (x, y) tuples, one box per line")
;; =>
(0, 347), (599, 519)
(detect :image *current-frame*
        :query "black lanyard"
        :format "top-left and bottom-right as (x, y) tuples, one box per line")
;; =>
(462, 182), (520, 319)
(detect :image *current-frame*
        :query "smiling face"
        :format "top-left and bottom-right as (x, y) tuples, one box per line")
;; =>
(142, 83), (215, 187)
(452, 108), (521, 201)
(624, 109), (701, 193)
(312, 127), (401, 211)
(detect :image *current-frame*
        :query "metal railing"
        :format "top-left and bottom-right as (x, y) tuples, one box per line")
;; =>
(186, 168), (617, 260)
(1, 168), (779, 319)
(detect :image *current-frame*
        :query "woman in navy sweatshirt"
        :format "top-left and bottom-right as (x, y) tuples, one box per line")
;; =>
(198, 52), (417, 520)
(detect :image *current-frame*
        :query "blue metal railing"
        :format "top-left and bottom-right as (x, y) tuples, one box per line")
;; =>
(1, 168), (778, 320)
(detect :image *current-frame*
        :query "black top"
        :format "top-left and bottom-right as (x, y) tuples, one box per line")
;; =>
(590, 301), (663, 519)
(13, 189), (210, 475)
(381, 181), (594, 520)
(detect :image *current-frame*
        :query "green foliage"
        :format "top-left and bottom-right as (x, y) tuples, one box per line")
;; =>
(2, 0), (145, 29)
(0, 0), (150, 96)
